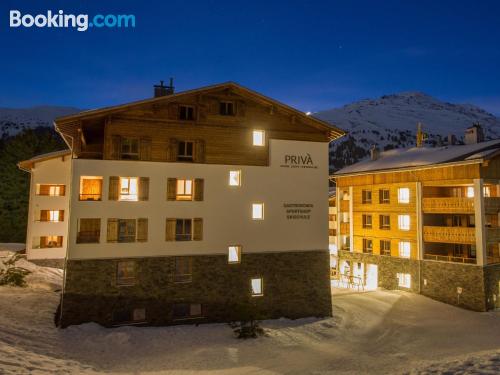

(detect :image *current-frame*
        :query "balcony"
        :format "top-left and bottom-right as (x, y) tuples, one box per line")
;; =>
(485, 197), (500, 213)
(340, 222), (350, 235)
(423, 226), (475, 244)
(422, 197), (474, 214)
(339, 200), (349, 212)
(487, 227), (500, 243)
(423, 254), (476, 264)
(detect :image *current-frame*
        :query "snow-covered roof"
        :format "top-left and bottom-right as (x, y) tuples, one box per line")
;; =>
(18, 149), (71, 171)
(335, 139), (500, 175)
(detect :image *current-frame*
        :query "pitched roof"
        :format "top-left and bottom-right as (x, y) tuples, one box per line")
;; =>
(335, 139), (500, 176)
(55, 81), (345, 141)
(17, 149), (71, 171)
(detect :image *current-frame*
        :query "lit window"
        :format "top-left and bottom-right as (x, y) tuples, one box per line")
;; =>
(228, 245), (241, 264)
(252, 203), (264, 220)
(466, 187), (474, 198)
(229, 170), (241, 186)
(49, 210), (60, 222)
(251, 277), (263, 296)
(79, 176), (103, 201)
(253, 130), (265, 146)
(176, 179), (193, 200)
(398, 241), (411, 258)
(398, 188), (410, 203)
(178, 141), (194, 162)
(119, 177), (138, 201)
(49, 186), (61, 196)
(483, 186), (491, 197)
(37, 184), (65, 196)
(397, 273), (411, 288)
(398, 215), (410, 231)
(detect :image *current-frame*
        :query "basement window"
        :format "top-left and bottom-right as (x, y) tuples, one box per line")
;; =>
(397, 273), (411, 288)
(252, 203), (264, 220)
(398, 188), (410, 204)
(173, 303), (203, 320)
(251, 277), (263, 297)
(228, 245), (241, 264)
(116, 261), (136, 286)
(229, 170), (241, 186)
(252, 130), (265, 146)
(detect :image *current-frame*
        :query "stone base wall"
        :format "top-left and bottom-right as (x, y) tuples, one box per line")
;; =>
(420, 261), (486, 311)
(338, 251), (494, 311)
(60, 250), (332, 328)
(484, 263), (500, 310)
(30, 258), (65, 269)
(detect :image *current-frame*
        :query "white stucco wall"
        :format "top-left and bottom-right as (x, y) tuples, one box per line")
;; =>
(26, 156), (71, 260)
(67, 139), (329, 260)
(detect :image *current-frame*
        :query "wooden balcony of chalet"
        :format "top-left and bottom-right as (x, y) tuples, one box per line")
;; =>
(485, 197), (500, 213)
(423, 226), (475, 244)
(422, 197), (474, 214)
(423, 253), (476, 264)
(487, 227), (500, 243)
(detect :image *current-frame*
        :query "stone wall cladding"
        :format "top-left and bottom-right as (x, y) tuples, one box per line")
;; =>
(338, 251), (491, 311)
(421, 261), (486, 311)
(483, 263), (500, 310)
(30, 259), (65, 269)
(60, 250), (332, 328)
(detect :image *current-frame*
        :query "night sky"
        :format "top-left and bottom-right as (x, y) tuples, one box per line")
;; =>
(1, 0), (499, 114)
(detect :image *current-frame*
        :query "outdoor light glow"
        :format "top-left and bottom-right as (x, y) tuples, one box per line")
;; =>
(252, 203), (264, 220)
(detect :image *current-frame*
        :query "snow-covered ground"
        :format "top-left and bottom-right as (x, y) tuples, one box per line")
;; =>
(0, 257), (499, 374)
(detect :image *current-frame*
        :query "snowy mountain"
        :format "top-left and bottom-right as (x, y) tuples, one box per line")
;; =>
(0, 106), (81, 138)
(314, 92), (500, 171)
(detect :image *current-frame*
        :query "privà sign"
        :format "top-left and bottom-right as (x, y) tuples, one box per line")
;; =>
(280, 153), (317, 169)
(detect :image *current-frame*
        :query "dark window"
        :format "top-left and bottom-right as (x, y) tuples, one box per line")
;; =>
(379, 189), (390, 204)
(219, 101), (235, 116)
(362, 214), (372, 229)
(362, 190), (372, 204)
(380, 240), (391, 256)
(379, 215), (391, 230)
(121, 138), (139, 160)
(174, 257), (193, 283)
(118, 219), (136, 242)
(175, 219), (192, 241)
(179, 105), (195, 121)
(77, 218), (101, 243)
(116, 261), (136, 286)
(362, 239), (373, 253)
(177, 141), (194, 162)
(173, 303), (202, 319)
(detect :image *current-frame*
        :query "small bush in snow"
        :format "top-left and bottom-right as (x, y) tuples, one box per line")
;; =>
(230, 303), (265, 339)
(0, 253), (31, 287)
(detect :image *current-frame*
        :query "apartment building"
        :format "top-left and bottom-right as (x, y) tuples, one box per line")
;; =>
(329, 131), (500, 311)
(20, 81), (345, 327)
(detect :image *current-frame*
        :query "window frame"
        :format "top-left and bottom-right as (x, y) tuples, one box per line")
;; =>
(379, 215), (391, 230)
(362, 214), (372, 229)
(77, 218), (101, 244)
(362, 238), (373, 253)
(177, 141), (195, 162)
(175, 219), (193, 241)
(252, 130), (265, 146)
(380, 239), (391, 256)
(119, 177), (139, 201)
(228, 170), (242, 186)
(228, 245), (242, 264)
(398, 214), (411, 231)
(252, 203), (265, 220)
(116, 261), (136, 286)
(397, 273), (411, 288)
(219, 101), (236, 116)
(174, 257), (193, 283)
(251, 277), (264, 297)
(120, 137), (140, 160)
(362, 190), (372, 204)
(398, 241), (411, 258)
(379, 189), (390, 204)
(79, 176), (103, 201)
(179, 105), (195, 121)
(398, 187), (410, 204)
(176, 179), (194, 201)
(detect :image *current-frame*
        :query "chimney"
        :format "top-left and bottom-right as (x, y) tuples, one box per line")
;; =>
(154, 78), (175, 97)
(448, 134), (457, 145)
(464, 123), (484, 145)
(370, 145), (380, 161)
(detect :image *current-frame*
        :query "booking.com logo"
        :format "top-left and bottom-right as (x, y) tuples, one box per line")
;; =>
(9, 10), (136, 32)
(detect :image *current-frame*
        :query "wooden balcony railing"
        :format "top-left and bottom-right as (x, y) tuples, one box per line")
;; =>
(339, 200), (350, 212)
(423, 254), (476, 264)
(340, 222), (350, 235)
(422, 197), (474, 213)
(485, 197), (500, 213)
(423, 226), (475, 244)
(487, 227), (500, 243)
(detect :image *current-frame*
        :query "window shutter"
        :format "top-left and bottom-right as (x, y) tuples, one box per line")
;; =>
(40, 210), (49, 221)
(59, 185), (66, 196)
(59, 210), (65, 222)
(168, 103), (179, 119)
(138, 177), (149, 201)
(167, 138), (178, 162)
(167, 178), (177, 201)
(193, 218), (203, 241)
(194, 140), (206, 163)
(107, 219), (119, 242)
(137, 218), (148, 242)
(108, 176), (120, 200)
(166, 219), (176, 241)
(194, 179), (204, 201)
(111, 135), (122, 160)
(139, 138), (152, 161)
